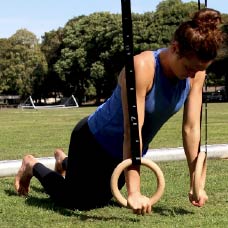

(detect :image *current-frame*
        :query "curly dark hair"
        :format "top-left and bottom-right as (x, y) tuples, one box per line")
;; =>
(173, 8), (224, 61)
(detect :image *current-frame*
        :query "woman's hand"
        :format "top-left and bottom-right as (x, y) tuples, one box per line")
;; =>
(188, 189), (208, 207)
(127, 192), (152, 215)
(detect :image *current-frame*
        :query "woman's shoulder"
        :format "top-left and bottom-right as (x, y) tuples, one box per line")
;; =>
(134, 51), (155, 71)
(134, 48), (165, 68)
(134, 51), (156, 92)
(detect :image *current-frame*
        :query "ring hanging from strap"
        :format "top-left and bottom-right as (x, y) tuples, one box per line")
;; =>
(110, 158), (165, 207)
(110, 0), (165, 209)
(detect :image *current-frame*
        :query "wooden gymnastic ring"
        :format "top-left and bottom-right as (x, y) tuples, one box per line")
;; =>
(110, 158), (165, 208)
(193, 151), (207, 201)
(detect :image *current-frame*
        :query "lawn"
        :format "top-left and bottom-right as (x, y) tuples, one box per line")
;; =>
(0, 103), (227, 227)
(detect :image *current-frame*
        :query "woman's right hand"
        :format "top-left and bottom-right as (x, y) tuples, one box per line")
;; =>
(127, 191), (152, 215)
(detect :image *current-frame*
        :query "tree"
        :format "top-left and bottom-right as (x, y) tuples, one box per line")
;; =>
(0, 29), (47, 98)
(2, 0), (224, 103)
(151, 0), (198, 47)
(54, 12), (123, 104)
(207, 14), (228, 99)
(0, 38), (13, 93)
(40, 29), (64, 99)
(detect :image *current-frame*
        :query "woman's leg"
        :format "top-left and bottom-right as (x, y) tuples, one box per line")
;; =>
(15, 155), (38, 196)
(15, 154), (67, 206)
(63, 117), (125, 210)
(15, 117), (125, 210)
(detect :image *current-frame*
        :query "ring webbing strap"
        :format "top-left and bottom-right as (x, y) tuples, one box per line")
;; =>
(197, 0), (207, 10)
(198, 0), (208, 154)
(121, 0), (141, 165)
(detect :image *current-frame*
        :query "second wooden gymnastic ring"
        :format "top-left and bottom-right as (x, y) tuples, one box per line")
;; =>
(110, 158), (165, 208)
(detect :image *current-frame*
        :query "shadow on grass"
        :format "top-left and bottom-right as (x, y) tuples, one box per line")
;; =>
(153, 206), (194, 216)
(3, 188), (137, 222)
(4, 184), (45, 196)
(4, 188), (192, 220)
(4, 189), (17, 196)
(24, 195), (193, 220)
(25, 196), (140, 222)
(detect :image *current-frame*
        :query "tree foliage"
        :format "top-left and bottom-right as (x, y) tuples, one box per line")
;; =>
(0, 0), (227, 103)
(40, 29), (64, 99)
(0, 29), (47, 98)
(53, 12), (123, 103)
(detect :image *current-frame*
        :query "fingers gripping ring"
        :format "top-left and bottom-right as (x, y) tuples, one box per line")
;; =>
(110, 158), (165, 208)
(193, 151), (207, 201)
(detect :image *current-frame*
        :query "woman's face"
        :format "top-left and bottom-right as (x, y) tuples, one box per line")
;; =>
(174, 55), (212, 79)
(170, 43), (213, 79)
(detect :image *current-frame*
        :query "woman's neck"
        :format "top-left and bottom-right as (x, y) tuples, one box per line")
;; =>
(159, 48), (178, 83)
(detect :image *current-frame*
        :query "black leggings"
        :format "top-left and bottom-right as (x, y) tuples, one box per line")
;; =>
(33, 117), (125, 210)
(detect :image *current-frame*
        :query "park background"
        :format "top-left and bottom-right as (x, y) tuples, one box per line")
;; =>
(0, 0), (227, 106)
(0, 1), (228, 227)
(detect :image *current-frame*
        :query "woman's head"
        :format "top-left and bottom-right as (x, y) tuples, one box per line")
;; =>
(173, 8), (224, 61)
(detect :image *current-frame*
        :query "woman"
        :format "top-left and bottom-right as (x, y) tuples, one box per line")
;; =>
(15, 8), (224, 215)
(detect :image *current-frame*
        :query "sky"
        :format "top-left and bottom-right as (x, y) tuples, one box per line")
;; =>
(0, 0), (227, 40)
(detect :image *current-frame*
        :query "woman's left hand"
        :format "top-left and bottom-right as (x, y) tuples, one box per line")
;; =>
(188, 189), (208, 207)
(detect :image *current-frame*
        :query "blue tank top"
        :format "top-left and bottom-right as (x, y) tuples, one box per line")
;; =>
(88, 48), (190, 159)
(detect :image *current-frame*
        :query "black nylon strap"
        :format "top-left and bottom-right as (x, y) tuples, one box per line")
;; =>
(198, 0), (207, 10)
(198, 0), (201, 153)
(198, 0), (208, 153)
(121, 0), (141, 165)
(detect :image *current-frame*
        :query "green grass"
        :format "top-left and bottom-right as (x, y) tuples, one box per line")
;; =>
(0, 103), (227, 227)
(0, 103), (227, 160)
(150, 102), (228, 148)
(0, 107), (94, 160)
(0, 160), (227, 228)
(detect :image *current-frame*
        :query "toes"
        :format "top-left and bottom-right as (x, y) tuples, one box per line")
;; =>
(14, 156), (35, 196)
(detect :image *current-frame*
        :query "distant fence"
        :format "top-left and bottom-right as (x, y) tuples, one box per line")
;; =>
(0, 95), (21, 108)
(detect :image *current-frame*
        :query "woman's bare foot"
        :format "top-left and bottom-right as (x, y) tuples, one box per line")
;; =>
(54, 148), (67, 176)
(15, 155), (37, 196)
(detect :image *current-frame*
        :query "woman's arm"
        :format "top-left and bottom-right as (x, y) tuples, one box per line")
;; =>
(182, 71), (208, 207)
(119, 51), (155, 215)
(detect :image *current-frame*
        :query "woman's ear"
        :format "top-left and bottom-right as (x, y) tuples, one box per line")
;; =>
(171, 41), (181, 58)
